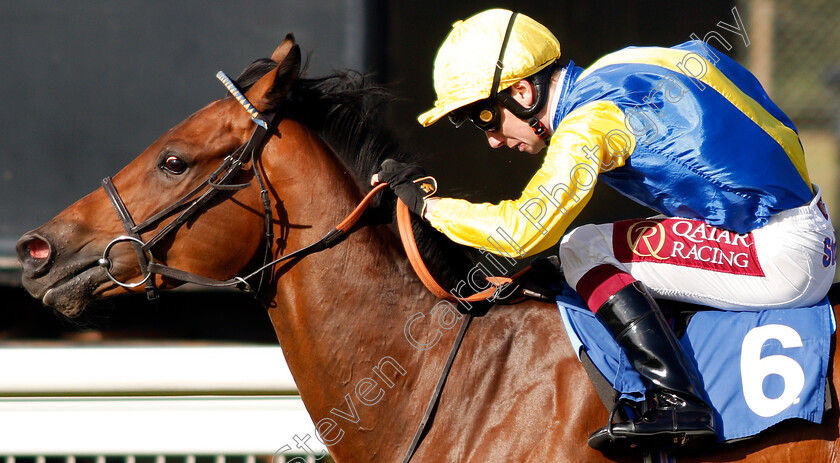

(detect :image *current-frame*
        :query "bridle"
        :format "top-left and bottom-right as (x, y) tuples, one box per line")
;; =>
(99, 71), (290, 299)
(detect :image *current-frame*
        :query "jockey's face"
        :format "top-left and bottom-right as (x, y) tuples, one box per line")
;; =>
(483, 105), (546, 154)
(481, 79), (547, 155)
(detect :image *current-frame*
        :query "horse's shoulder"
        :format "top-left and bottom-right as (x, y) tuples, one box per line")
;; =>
(481, 299), (563, 326)
(467, 299), (577, 362)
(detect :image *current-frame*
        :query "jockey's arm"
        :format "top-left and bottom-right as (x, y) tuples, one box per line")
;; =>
(425, 100), (634, 258)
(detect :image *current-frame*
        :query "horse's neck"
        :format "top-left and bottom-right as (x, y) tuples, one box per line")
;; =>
(260, 121), (445, 460)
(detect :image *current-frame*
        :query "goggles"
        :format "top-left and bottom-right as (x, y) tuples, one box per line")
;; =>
(447, 99), (502, 132)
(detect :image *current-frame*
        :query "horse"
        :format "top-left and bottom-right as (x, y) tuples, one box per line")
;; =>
(15, 35), (840, 462)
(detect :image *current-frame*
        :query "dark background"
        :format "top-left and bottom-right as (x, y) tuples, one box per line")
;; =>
(0, 1), (735, 341)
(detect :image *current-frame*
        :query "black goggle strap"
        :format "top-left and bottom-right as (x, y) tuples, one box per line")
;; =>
(490, 12), (518, 100)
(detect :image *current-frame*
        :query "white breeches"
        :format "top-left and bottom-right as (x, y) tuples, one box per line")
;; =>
(559, 185), (836, 310)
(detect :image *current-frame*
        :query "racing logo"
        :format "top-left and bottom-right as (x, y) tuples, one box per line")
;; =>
(613, 218), (765, 276)
(625, 220), (670, 260)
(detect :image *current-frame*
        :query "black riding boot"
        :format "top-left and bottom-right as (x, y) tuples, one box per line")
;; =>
(587, 282), (718, 452)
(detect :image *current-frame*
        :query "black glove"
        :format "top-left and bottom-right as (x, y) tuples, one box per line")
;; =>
(375, 159), (438, 217)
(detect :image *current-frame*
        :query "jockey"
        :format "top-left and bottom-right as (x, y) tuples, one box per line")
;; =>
(372, 8), (836, 452)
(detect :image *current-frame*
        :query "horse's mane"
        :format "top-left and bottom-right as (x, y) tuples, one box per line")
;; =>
(234, 58), (481, 291)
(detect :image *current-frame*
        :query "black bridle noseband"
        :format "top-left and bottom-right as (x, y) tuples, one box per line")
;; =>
(99, 71), (293, 299)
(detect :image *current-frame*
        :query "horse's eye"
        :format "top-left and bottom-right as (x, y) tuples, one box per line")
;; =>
(161, 155), (187, 174)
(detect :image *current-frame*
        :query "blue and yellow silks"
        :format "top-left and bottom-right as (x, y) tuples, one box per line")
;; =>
(426, 41), (814, 257)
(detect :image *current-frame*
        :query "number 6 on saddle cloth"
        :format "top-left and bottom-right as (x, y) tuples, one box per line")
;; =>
(556, 284), (835, 442)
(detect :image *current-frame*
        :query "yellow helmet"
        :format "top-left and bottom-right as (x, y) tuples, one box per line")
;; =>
(418, 9), (561, 127)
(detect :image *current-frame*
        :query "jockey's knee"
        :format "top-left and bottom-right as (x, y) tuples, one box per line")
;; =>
(559, 224), (606, 253)
(559, 223), (620, 289)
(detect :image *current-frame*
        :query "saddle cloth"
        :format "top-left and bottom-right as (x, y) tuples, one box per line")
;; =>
(556, 285), (835, 442)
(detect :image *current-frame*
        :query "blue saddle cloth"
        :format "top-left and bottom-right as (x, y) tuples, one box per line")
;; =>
(556, 286), (835, 442)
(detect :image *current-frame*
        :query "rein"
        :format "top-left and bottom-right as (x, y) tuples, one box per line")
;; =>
(397, 200), (516, 302)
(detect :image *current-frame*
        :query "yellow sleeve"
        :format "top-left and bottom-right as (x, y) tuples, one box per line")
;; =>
(427, 100), (635, 258)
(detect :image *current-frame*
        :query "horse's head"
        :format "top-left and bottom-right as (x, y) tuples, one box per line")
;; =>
(16, 36), (302, 317)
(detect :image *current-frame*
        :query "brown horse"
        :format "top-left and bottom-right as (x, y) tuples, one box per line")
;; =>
(15, 36), (840, 462)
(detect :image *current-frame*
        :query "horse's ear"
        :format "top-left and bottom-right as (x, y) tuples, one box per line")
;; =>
(271, 34), (296, 63)
(245, 35), (301, 112)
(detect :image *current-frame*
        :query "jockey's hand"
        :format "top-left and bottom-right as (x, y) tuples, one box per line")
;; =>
(371, 159), (438, 218)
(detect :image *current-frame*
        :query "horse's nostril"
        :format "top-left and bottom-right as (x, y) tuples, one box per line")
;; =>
(16, 234), (53, 277)
(27, 239), (50, 260)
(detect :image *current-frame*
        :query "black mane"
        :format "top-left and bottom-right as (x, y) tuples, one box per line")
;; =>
(234, 58), (480, 290)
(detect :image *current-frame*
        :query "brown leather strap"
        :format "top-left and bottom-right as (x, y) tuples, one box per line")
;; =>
(396, 199), (512, 302)
(337, 183), (389, 232)
(335, 184), (516, 303)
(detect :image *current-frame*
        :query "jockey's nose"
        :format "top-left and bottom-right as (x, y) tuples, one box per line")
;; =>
(16, 233), (53, 278)
(485, 132), (505, 149)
